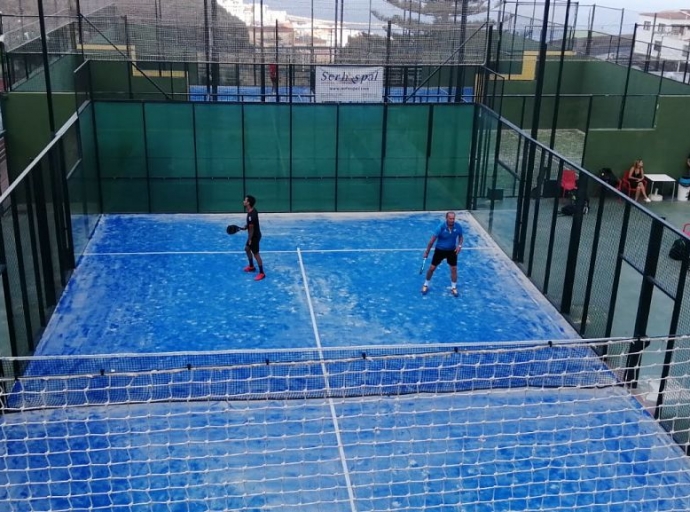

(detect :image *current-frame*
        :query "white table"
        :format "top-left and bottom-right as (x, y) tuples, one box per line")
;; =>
(645, 174), (677, 200)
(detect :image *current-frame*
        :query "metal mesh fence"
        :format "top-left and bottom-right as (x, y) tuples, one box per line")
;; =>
(471, 103), (690, 342)
(471, 103), (690, 447)
(0, 112), (88, 359)
(2, 0), (495, 66)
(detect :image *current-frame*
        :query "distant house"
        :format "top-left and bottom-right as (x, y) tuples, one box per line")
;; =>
(635, 10), (690, 63)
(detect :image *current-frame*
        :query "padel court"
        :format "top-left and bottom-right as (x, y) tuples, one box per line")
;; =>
(2, 212), (690, 511)
(36, 211), (576, 355)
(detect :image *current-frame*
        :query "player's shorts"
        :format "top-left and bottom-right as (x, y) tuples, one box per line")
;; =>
(431, 248), (457, 267)
(248, 236), (261, 254)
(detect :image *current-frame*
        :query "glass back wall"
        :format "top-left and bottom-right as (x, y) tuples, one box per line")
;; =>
(93, 102), (474, 213)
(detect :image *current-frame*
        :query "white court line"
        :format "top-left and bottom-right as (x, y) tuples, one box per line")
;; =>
(297, 248), (357, 512)
(81, 247), (496, 257)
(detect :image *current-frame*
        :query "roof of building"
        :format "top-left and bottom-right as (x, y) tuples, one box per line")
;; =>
(640, 10), (690, 20)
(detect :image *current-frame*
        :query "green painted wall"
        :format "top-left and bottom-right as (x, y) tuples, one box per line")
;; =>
(500, 60), (590, 130)
(498, 54), (690, 131)
(1, 92), (77, 180)
(576, 61), (690, 129)
(13, 55), (82, 93)
(89, 62), (189, 101)
(582, 95), (690, 180)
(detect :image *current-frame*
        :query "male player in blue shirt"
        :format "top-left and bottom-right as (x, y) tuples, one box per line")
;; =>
(421, 212), (463, 296)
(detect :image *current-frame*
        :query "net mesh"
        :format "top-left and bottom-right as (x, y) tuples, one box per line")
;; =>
(4, 342), (617, 410)
(3, 339), (690, 510)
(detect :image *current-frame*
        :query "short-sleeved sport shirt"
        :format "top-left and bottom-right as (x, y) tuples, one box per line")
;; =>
(433, 221), (463, 251)
(246, 209), (262, 240)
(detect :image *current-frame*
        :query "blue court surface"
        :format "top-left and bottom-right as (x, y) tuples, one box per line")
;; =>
(188, 85), (470, 103)
(37, 212), (576, 355)
(2, 212), (690, 511)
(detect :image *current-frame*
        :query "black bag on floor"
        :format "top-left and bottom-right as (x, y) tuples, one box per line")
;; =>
(560, 197), (589, 216)
(669, 238), (690, 261)
(560, 204), (577, 216)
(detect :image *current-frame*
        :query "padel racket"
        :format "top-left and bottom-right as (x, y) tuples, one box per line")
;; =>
(226, 224), (242, 235)
(418, 256), (427, 275)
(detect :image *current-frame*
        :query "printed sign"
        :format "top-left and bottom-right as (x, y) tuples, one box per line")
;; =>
(315, 66), (384, 103)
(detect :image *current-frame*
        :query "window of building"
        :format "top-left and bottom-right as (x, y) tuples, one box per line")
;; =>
(643, 21), (651, 30)
(657, 23), (666, 33)
(653, 41), (662, 52)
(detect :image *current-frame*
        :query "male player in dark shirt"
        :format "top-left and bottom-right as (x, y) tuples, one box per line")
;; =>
(241, 195), (265, 281)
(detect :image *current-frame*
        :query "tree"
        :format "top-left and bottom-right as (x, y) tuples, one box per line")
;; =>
(369, 0), (502, 64)
(373, 0), (497, 31)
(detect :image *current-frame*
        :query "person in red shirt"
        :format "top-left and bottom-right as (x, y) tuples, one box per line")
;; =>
(268, 64), (278, 94)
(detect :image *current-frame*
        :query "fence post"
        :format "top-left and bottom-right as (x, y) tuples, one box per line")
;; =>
(655, 251), (690, 417)
(28, 163), (57, 309)
(652, 60), (666, 127)
(0, 230), (20, 358)
(618, 23), (638, 129)
(37, 0), (57, 135)
(580, 95), (594, 165)
(585, 4), (595, 56)
(561, 173), (590, 314)
(75, 0), (84, 58)
(645, 13), (657, 73)
(624, 217), (665, 387)
(275, 19), (279, 102)
(203, 0), (211, 100)
(211, 0), (219, 101)
(548, 0), (573, 153)
(124, 16), (133, 100)
(466, 105), (478, 211)
(12, 181), (38, 353)
(518, 0), (553, 262)
(579, 180), (608, 337)
(0, 13), (7, 92)
(54, 138), (75, 280)
(615, 8), (625, 62)
(483, 25), (493, 107)
(385, 21), (391, 103)
(570, 3), (579, 50)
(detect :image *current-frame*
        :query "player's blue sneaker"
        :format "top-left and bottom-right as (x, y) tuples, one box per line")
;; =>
(421, 285), (429, 295)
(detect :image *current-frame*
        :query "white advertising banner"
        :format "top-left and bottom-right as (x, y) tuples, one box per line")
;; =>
(315, 66), (384, 103)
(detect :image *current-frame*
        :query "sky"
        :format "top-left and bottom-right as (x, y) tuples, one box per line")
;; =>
(590, 0), (689, 12)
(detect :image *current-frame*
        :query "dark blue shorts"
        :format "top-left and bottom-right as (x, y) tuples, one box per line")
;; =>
(431, 249), (457, 267)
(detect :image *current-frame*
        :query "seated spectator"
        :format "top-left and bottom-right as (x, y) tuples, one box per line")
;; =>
(627, 159), (651, 203)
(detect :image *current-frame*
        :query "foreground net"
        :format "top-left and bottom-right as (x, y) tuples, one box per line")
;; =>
(2, 340), (690, 511)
